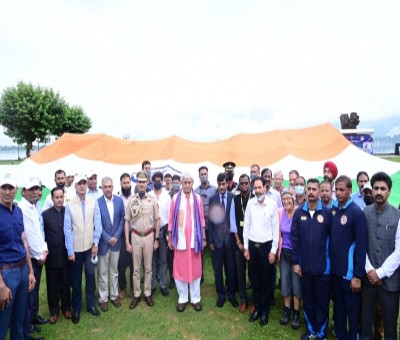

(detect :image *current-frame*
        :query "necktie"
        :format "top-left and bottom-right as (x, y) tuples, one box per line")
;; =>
(221, 194), (225, 211)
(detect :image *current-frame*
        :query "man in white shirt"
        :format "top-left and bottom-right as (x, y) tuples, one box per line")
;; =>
(19, 177), (49, 337)
(243, 176), (279, 327)
(87, 170), (102, 200)
(150, 172), (171, 297)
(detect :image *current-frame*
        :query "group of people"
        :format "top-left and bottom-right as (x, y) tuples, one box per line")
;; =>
(0, 159), (399, 340)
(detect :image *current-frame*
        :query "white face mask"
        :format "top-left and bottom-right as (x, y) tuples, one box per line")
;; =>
(295, 185), (305, 196)
(257, 194), (265, 202)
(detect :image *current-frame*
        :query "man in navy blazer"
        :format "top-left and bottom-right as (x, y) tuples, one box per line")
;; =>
(208, 173), (238, 308)
(97, 177), (125, 312)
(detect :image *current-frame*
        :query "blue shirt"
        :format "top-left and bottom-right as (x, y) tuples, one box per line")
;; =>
(0, 203), (26, 265)
(291, 199), (332, 275)
(351, 191), (366, 209)
(64, 199), (102, 256)
(330, 199), (367, 279)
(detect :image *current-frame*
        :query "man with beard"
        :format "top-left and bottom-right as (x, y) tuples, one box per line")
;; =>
(360, 172), (400, 340)
(223, 161), (239, 194)
(261, 168), (282, 208)
(231, 174), (254, 313)
(323, 161), (338, 200)
(292, 178), (332, 340)
(43, 169), (67, 210)
(43, 187), (72, 324)
(243, 176), (279, 326)
(117, 173), (134, 299)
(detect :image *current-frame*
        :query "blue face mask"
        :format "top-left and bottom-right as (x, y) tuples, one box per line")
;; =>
(153, 182), (162, 190)
(295, 185), (305, 196)
(250, 174), (257, 181)
(172, 184), (180, 192)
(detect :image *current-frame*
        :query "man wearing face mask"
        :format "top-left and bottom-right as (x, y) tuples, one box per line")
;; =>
(223, 161), (239, 194)
(170, 175), (181, 197)
(150, 172), (171, 297)
(117, 173), (134, 299)
(243, 176), (279, 326)
(294, 176), (307, 207)
(250, 164), (260, 191)
(195, 166), (217, 283)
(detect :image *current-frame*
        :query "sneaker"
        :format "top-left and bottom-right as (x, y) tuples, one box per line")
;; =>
(291, 310), (300, 330)
(280, 307), (290, 325)
(300, 331), (315, 340)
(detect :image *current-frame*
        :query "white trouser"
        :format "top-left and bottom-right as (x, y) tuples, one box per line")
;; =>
(175, 278), (201, 304)
(98, 250), (120, 303)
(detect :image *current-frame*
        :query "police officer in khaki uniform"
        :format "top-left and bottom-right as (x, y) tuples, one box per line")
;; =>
(125, 171), (160, 309)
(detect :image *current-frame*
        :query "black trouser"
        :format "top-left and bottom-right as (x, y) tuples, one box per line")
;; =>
(24, 259), (43, 337)
(360, 281), (399, 340)
(249, 240), (274, 314)
(45, 264), (71, 315)
(212, 245), (236, 300)
(118, 232), (133, 291)
(235, 248), (248, 303)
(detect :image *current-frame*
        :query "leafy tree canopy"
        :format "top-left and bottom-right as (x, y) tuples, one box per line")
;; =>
(0, 81), (92, 156)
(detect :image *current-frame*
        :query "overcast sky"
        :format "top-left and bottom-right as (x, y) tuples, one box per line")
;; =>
(1, 0), (399, 145)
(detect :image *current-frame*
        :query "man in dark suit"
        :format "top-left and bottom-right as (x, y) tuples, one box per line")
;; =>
(208, 173), (238, 308)
(97, 177), (125, 312)
(43, 187), (72, 324)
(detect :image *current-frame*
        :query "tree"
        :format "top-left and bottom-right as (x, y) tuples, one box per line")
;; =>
(52, 105), (92, 137)
(0, 81), (92, 157)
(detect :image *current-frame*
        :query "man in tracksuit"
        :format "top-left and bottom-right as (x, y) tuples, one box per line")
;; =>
(330, 175), (367, 340)
(292, 178), (332, 340)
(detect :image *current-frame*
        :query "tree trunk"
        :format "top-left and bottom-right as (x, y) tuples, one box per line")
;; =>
(26, 140), (32, 157)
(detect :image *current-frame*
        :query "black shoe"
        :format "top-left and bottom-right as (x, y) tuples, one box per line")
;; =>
(32, 315), (49, 325)
(280, 307), (290, 325)
(259, 312), (268, 326)
(72, 312), (80, 324)
(291, 310), (300, 330)
(151, 287), (156, 296)
(300, 331), (315, 340)
(229, 297), (239, 308)
(144, 296), (154, 307)
(160, 287), (169, 297)
(216, 298), (226, 308)
(30, 324), (41, 334)
(87, 306), (100, 316)
(176, 302), (187, 312)
(249, 310), (260, 322)
(169, 278), (175, 289)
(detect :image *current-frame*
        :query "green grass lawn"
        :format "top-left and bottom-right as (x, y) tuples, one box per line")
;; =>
(33, 249), (336, 340)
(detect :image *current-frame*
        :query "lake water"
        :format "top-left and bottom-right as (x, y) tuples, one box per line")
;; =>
(0, 142), (397, 161)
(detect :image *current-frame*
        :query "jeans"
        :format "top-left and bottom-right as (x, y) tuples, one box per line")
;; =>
(152, 225), (168, 289)
(71, 250), (96, 313)
(0, 263), (28, 340)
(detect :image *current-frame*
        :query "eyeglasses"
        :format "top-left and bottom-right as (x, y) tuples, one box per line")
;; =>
(137, 180), (147, 184)
(239, 182), (249, 185)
